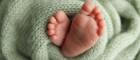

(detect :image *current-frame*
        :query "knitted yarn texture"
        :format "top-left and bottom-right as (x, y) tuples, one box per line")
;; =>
(0, 0), (140, 60)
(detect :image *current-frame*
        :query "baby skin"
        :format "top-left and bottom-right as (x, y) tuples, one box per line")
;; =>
(47, 0), (105, 57)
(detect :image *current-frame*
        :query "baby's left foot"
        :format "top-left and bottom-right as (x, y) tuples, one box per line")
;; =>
(47, 11), (70, 46)
(61, 0), (105, 57)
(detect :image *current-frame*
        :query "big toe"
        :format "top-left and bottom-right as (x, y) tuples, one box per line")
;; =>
(81, 0), (105, 36)
(80, 0), (96, 15)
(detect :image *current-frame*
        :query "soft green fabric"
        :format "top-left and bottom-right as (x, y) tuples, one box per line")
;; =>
(0, 0), (140, 60)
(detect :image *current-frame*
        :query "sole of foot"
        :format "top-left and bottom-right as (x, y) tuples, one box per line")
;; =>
(61, 0), (105, 57)
(47, 11), (70, 46)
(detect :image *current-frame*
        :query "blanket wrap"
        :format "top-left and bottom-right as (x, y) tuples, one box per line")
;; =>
(0, 0), (140, 60)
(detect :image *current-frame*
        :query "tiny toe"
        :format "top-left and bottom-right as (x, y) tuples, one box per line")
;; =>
(80, 0), (95, 15)
(48, 23), (55, 30)
(51, 35), (58, 42)
(51, 35), (62, 46)
(89, 7), (100, 18)
(94, 7), (101, 15)
(48, 30), (55, 35)
(95, 13), (104, 20)
(54, 11), (69, 23)
(50, 17), (57, 24)
(98, 20), (105, 36)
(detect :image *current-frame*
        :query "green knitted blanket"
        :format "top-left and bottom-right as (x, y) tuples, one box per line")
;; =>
(0, 0), (140, 60)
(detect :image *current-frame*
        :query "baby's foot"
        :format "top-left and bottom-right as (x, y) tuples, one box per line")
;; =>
(61, 0), (105, 57)
(47, 11), (70, 46)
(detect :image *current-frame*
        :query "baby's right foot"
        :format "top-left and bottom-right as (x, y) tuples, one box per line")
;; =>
(61, 0), (105, 57)
(47, 11), (70, 46)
